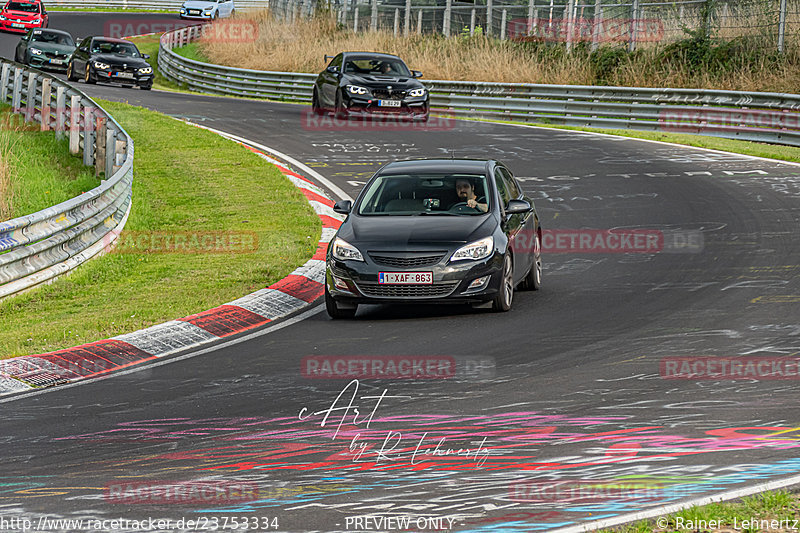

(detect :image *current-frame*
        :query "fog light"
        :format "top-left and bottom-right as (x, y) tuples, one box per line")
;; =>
(332, 274), (350, 291)
(467, 276), (490, 290)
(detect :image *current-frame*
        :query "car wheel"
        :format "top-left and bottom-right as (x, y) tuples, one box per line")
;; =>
(212, 11), (218, 20)
(325, 286), (357, 319)
(84, 63), (95, 84)
(67, 62), (76, 81)
(334, 91), (348, 120)
(522, 232), (542, 291)
(140, 85), (152, 91)
(492, 254), (514, 312)
(312, 88), (324, 116)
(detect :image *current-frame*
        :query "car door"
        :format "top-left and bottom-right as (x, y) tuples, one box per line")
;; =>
(72, 36), (91, 71)
(494, 165), (527, 284)
(15, 30), (30, 62)
(222, 0), (233, 17)
(319, 53), (342, 107)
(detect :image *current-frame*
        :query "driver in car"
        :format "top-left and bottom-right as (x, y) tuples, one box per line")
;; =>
(454, 178), (488, 212)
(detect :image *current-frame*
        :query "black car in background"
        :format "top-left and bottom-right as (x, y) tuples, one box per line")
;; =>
(325, 159), (542, 318)
(67, 36), (153, 90)
(14, 28), (74, 71)
(312, 51), (429, 121)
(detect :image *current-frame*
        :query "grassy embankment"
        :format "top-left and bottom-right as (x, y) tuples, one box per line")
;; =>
(0, 100), (320, 358)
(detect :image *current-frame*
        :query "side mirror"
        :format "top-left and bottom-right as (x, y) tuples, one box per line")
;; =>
(142, 54), (150, 59)
(412, 70), (423, 78)
(326, 65), (340, 74)
(333, 200), (352, 214)
(505, 199), (532, 215)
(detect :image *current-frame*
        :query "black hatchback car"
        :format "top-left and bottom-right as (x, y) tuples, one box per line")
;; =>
(312, 52), (429, 121)
(67, 36), (152, 90)
(325, 159), (542, 318)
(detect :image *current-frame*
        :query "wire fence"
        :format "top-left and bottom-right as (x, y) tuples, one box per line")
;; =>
(270, 0), (800, 54)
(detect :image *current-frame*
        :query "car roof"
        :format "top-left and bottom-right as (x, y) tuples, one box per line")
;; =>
(32, 29), (71, 35)
(90, 37), (133, 44)
(379, 159), (494, 175)
(343, 51), (403, 61)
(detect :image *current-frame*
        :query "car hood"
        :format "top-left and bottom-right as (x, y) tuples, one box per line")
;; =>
(92, 53), (149, 67)
(346, 74), (423, 90)
(182, 0), (218, 8)
(341, 214), (495, 248)
(29, 42), (75, 54)
(3, 10), (40, 19)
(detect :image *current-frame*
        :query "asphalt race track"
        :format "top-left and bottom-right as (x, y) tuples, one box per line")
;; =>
(1, 13), (800, 533)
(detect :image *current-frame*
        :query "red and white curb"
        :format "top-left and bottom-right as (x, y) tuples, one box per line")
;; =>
(0, 135), (344, 396)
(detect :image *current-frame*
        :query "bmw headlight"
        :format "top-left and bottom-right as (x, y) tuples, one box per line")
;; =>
(93, 61), (110, 69)
(138, 66), (152, 74)
(332, 237), (364, 262)
(408, 87), (426, 97)
(451, 236), (493, 261)
(346, 85), (369, 96)
(30, 48), (42, 55)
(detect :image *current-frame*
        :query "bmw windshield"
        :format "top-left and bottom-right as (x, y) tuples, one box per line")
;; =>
(357, 174), (491, 216)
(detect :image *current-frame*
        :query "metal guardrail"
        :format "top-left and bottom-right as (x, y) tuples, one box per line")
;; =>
(0, 60), (133, 300)
(159, 24), (800, 146)
(48, 0), (269, 10)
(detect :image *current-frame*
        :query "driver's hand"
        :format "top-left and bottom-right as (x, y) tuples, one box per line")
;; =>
(467, 199), (477, 208)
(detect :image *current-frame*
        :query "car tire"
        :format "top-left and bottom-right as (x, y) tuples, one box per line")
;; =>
(312, 88), (324, 116)
(334, 91), (348, 120)
(492, 254), (514, 312)
(140, 85), (152, 90)
(67, 62), (77, 81)
(84, 64), (95, 84)
(325, 286), (357, 319)
(521, 232), (542, 291)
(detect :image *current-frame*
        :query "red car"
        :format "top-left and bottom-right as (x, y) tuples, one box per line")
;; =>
(0, 0), (48, 33)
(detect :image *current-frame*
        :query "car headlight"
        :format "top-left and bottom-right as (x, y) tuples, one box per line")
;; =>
(32, 18), (40, 23)
(346, 85), (369, 96)
(332, 237), (364, 262)
(408, 88), (426, 97)
(138, 66), (152, 74)
(451, 236), (493, 262)
(93, 61), (110, 69)
(30, 48), (42, 55)
(0, 15), (7, 21)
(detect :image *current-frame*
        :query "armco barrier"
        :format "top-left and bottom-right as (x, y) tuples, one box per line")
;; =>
(48, 0), (269, 10)
(0, 60), (133, 300)
(159, 24), (800, 147)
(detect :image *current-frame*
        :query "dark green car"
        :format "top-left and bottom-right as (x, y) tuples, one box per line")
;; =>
(14, 28), (75, 71)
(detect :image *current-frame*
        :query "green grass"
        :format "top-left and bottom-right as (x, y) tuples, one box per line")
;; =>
(49, 7), (173, 12)
(172, 42), (211, 63)
(0, 106), (99, 221)
(0, 99), (320, 358)
(599, 490), (800, 532)
(130, 35), (222, 95)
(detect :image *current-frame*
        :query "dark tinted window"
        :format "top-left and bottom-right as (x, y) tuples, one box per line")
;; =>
(328, 54), (342, 69)
(31, 30), (74, 46)
(497, 166), (521, 199)
(91, 40), (140, 57)
(358, 173), (490, 215)
(6, 2), (40, 12)
(494, 169), (511, 208)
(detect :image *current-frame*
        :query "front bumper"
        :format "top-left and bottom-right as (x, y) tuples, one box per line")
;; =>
(27, 55), (70, 71)
(95, 69), (153, 87)
(0, 20), (43, 33)
(180, 10), (214, 19)
(342, 94), (429, 118)
(326, 251), (504, 305)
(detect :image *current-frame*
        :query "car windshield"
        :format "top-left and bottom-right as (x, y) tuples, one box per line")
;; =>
(91, 40), (140, 57)
(358, 174), (491, 216)
(344, 56), (412, 77)
(31, 31), (74, 46)
(6, 2), (39, 11)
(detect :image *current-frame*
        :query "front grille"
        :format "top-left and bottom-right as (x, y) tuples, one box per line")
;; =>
(369, 253), (445, 268)
(355, 281), (459, 299)
(44, 52), (67, 59)
(372, 89), (407, 100)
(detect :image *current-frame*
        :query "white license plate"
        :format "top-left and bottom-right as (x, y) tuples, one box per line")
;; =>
(11, 23), (25, 28)
(49, 59), (64, 65)
(379, 272), (433, 285)
(378, 100), (402, 107)
(115, 72), (135, 79)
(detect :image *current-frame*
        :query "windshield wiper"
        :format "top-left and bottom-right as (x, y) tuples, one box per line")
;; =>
(415, 211), (457, 216)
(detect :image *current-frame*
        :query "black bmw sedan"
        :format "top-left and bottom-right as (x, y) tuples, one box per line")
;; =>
(325, 159), (542, 318)
(312, 52), (429, 121)
(67, 36), (153, 90)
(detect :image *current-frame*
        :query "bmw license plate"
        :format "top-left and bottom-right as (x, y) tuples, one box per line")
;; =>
(379, 272), (433, 284)
(49, 59), (63, 65)
(115, 72), (135, 79)
(378, 100), (401, 107)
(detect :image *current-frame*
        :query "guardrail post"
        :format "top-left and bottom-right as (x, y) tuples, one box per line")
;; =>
(55, 86), (65, 138)
(69, 95), (80, 154)
(11, 68), (22, 113)
(353, 5), (358, 32)
(95, 117), (106, 177)
(628, 0), (639, 52)
(486, 0), (493, 36)
(105, 127), (115, 178)
(470, 9), (475, 36)
(527, 0), (534, 35)
(114, 137), (125, 173)
(500, 9), (507, 39)
(591, 0), (602, 51)
(778, 0), (787, 53)
(340, 0), (345, 26)
(404, 0), (410, 36)
(443, 0), (451, 36)
(416, 9), (422, 34)
(370, 0), (378, 31)
(0, 64), (9, 102)
(565, 0), (575, 51)
(25, 72), (37, 122)
(40, 78), (51, 131)
(83, 106), (94, 167)
(394, 8), (400, 37)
